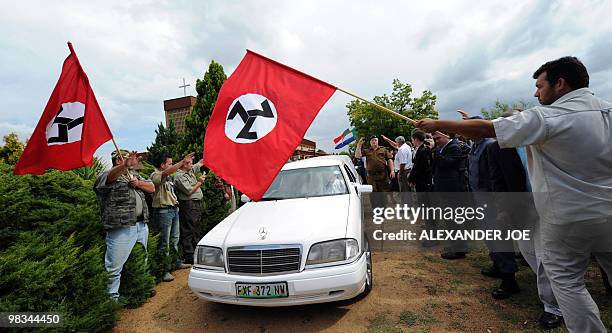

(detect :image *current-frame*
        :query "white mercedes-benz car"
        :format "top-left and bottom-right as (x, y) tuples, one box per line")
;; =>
(188, 155), (373, 306)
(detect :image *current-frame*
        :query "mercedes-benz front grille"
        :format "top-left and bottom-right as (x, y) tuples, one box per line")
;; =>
(227, 247), (301, 275)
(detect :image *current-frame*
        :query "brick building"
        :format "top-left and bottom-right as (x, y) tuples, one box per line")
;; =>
(291, 138), (326, 160)
(163, 96), (196, 133)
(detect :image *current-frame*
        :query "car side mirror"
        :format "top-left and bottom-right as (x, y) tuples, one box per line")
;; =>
(241, 194), (251, 203)
(354, 184), (373, 194)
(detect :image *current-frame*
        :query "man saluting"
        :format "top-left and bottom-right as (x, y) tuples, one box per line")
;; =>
(416, 56), (612, 333)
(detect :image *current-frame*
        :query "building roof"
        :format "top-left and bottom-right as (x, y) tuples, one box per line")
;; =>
(163, 96), (196, 111)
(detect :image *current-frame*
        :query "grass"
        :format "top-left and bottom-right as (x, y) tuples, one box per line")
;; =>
(398, 310), (418, 326)
(368, 313), (402, 333)
(465, 247), (612, 331)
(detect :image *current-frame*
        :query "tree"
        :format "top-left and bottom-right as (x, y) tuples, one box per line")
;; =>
(347, 79), (438, 149)
(201, 171), (231, 235)
(0, 132), (25, 165)
(480, 100), (533, 120)
(73, 156), (107, 181)
(147, 120), (182, 166)
(177, 60), (231, 236)
(179, 61), (227, 158)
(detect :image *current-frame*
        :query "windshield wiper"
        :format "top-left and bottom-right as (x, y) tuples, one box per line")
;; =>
(259, 197), (286, 201)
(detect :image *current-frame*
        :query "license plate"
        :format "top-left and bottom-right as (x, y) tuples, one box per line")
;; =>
(235, 282), (289, 298)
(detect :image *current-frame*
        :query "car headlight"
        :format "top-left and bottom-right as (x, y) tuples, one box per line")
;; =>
(194, 246), (225, 271)
(306, 238), (360, 266)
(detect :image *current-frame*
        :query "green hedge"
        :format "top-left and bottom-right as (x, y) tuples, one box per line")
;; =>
(0, 164), (159, 331)
(0, 233), (118, 332)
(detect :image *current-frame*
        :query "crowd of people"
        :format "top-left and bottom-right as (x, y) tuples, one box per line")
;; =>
(353, 56), (612, 332)
(93, 151), (231, 300)
(90, 55), (611, 332)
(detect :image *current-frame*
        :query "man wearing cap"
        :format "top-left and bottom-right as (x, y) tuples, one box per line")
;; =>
(150, 152), (194, 282)
(416, 56), (612, 332)
(355, 136), (394, 192)
(94, 150), (155, 300)
(174, 156), (206, 264)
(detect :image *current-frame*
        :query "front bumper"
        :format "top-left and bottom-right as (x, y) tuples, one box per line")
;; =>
(188, 253), (367, 306)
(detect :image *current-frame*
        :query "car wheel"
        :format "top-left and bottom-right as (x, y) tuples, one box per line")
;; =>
(362, 237), (373, 296)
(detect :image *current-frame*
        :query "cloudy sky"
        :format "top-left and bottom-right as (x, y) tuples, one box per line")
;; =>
(2, 0), (612, 161)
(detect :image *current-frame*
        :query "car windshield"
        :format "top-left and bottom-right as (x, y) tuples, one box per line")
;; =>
(261, 165), (349, 200)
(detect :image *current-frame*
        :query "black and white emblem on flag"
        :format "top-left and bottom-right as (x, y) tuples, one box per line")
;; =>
(46, 102), (85, 145)
(225, 94), (277, 143)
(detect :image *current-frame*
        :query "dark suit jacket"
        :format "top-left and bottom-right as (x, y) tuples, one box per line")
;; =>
(486, 142), (527, 192)
(468, 138), (495, 192)
(408, 144), (432, 190)
(432, 139), (465, 192)
(486, 140), (537, 231)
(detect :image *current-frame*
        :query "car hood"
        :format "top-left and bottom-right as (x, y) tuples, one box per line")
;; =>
(219, 195), (350, 247)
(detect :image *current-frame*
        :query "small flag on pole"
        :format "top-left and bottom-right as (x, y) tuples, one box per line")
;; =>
(334, 128), (356, 149)
(333, 128), (352, 144)
(14, 42), (113, 175)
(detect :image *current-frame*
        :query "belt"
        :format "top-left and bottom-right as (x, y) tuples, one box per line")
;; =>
(155, 206), (178, 212)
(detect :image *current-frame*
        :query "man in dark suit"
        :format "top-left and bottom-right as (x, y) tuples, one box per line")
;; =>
(408, 130), (432, 192)
(486, 140), (522, 300)
(487, 134), (563, 329)
(431, 131), (469, 259)
(432, 133), (465, 193)
(409, 130), (437, 247)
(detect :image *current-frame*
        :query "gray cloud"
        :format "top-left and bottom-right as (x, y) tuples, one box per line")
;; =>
(1, 0), (612, 157)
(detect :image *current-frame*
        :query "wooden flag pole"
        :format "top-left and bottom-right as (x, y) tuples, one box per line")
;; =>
(335, 87), (416, 124)
(110, 137), (124, 163)
(335, 87), (449, 138)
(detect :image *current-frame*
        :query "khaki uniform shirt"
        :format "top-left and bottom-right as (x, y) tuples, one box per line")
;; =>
(174, 162), (205, 201)
(362, 147), (392, 177)
(493, 88), (612, 224)
(151, 170), (179, 208)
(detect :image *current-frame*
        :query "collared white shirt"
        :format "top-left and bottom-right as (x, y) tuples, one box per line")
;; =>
(492, 88), (612, 224)
(394, 143), (413, 171)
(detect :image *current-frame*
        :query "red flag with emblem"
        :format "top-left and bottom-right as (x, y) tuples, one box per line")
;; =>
(203, 50), (337, 201)
(14, 42), (113, 175)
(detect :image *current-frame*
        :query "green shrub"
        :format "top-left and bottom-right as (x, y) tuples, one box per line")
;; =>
(146, 233), (166, 283)
(0, 233), (118, 332)
(0, 164), (104, 251)
(0, 163), (163, 331)
(201, 171), (231, 235)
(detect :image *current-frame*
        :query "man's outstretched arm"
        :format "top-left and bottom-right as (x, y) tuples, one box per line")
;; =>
(416, 119), (495, 139)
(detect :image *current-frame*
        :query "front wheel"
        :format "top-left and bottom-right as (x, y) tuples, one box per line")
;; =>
(362, 237), (372, 296)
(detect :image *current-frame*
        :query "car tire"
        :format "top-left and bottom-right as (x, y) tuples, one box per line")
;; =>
(362, 236), (373, 296)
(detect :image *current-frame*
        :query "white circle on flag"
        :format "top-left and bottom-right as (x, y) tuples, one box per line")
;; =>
(225, 93), (277, 144)
(46, 101), (85, 146)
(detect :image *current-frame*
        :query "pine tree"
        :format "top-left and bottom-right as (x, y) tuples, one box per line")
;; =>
(147, 120), (181, 166)
(179, 61), (227, 158)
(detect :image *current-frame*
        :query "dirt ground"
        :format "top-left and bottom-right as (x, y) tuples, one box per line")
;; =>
(112, 247), (611, 333)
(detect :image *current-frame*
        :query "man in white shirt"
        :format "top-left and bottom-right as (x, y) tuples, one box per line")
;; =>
(381, 134), (413, 192)
(395, 136), (413, 192)
(415, 56), (612, 333)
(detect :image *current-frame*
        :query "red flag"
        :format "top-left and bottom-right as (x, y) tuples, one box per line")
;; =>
(14, 42), (113, 175)
(203, 50), (336, 201)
